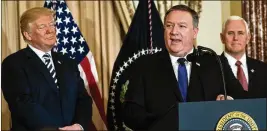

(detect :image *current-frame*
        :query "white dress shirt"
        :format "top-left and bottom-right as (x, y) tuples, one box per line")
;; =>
(28, 44), (55, 68)
(170, 49), (193, 84)
(224, 52), (249, 83)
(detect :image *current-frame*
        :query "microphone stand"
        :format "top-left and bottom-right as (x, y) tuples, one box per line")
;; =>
(197, 46), (227, 100)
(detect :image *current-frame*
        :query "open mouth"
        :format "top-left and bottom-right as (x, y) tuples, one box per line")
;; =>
(171, 39), (182, 43)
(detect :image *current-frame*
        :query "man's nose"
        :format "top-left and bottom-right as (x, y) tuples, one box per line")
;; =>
(46, 26), (55, 34)
(170, 25), (179, 35)
(233, 34), (238, 40)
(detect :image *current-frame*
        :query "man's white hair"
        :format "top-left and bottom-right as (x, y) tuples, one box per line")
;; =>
(222, 16), (250, 34)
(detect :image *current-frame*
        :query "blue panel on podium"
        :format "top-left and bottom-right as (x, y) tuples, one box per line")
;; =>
(178, 98), (266, 130)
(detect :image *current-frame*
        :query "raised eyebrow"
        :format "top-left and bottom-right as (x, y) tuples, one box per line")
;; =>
(49, 22), (56, 25)
(165, 21), (174, 25)
(37, 24), (45, 27)
(178, 22), (187, 25)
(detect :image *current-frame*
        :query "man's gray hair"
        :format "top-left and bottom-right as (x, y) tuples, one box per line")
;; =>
(222, 16), (249, 34)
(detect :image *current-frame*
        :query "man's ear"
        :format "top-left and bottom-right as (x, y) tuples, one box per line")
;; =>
(220, 33), (225, 44)
(193, 27), (199, 39)
(23, 31), (32, 41)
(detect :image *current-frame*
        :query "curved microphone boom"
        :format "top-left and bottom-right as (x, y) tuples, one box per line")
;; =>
(187, 46), (227, 100)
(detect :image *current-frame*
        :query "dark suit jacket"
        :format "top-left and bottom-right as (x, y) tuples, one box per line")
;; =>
(220, 53), (267, 99)
(1, 47), (92, 131)
(123, 49), (224, 131)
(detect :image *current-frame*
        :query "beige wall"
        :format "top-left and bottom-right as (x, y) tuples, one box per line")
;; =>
(197, 1), (242, 54)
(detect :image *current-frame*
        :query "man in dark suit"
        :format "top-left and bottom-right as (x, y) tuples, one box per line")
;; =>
(1, 7), (92, 131)
(123, 5), (225, 130)
(220, 16), (267, 99)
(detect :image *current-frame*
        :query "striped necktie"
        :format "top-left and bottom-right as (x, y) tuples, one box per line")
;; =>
(43, 53), (58, 87)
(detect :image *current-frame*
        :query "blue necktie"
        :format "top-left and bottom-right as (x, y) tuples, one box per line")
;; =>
(177, 58), (188, 102)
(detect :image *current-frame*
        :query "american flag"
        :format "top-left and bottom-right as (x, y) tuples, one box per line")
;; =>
(44, 0), (107, 130)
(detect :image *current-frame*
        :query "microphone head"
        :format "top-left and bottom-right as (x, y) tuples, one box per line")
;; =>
(186, 52), (196, 62)
(197, 45), (205, 50)
(197, 45), (216, 55)
(186, 47), (201, 62)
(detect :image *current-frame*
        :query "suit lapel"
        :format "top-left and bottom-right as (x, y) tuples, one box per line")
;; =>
(220, 53), (237, 80)
(24, 47), (59, 92)
(188, 53), (210, 101)
(186, 48), (206, 101)
(159, 51), (184, 102)
(188, 59), (201, 89)
(246, 57), (255, 90)
(52, 52), (66, 92)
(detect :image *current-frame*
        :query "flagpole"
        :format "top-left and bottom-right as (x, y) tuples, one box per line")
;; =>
(51, 0), (57, 11)
(148, 0), (153, 53)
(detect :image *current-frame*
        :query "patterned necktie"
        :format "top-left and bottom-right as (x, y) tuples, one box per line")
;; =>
(178, 58), (188, 102)
(43, 53), (58, 87)
(235, 61), (248, 91)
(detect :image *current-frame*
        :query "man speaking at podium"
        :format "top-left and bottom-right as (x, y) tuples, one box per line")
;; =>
(123, 5), (227, 131)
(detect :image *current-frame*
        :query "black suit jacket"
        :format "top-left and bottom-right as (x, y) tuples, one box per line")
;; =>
(1, 47), (92, 131)
(123, 49), (224, 130)
(220, 53), (267, 99)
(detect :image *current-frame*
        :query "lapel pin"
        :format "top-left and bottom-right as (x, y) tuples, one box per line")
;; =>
(58, 61), (61, 64)
(251, 69), (254, 73)
(196, 62), (200, 66)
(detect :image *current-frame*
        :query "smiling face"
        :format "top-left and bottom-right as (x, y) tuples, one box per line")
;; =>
(23, 15), (56, 52)
(164, 10), (198, 57)
(221, 20), (251, 59)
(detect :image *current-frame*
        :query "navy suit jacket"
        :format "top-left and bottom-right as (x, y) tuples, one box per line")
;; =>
(123, 49), (224, 130)
(220, 53), (267, 99)
(2, 47), (92, 131)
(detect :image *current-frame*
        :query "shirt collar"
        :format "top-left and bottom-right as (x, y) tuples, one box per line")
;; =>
(28, 44), (52, 59)
(169, 48), (194, 64)
(224, 51), (247, 67)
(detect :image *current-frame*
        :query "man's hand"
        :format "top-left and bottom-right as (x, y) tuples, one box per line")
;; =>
(216, 94), (234, 100)
(59, 123), (83, 130)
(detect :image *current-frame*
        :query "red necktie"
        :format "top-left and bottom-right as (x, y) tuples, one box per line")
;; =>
(235, 61), (248, 91)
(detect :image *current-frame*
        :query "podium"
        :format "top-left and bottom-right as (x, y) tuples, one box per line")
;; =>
(178, 98), (266, 130)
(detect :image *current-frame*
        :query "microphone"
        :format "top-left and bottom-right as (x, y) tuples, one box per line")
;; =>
(186, 46), (227, 101)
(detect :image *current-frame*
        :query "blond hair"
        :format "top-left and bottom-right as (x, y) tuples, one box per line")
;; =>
(20, 7), (55, 41)
(222, 16), (249, 34)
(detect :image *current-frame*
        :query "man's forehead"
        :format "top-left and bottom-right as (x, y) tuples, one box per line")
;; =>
(165, 21), (188, 25)
(167, 11), (192, 19)
(35, 15), (54, 21)
(226, 20), (246, 28)
(165, 11), (193, 24)
(225, 21), (246, 30)
(34, 17), (54, 24)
